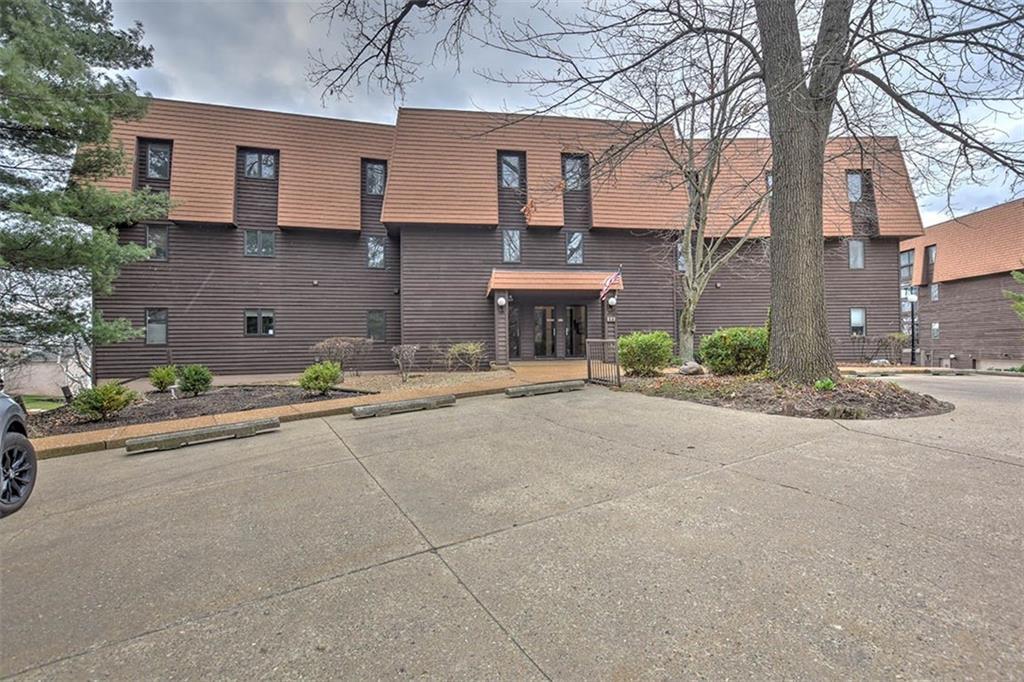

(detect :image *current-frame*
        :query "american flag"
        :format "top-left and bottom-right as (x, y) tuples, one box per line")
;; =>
(600, 268), (622, 300)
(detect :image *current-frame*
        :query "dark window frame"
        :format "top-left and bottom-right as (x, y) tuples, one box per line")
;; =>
(145, 308), (168, 346)
(367, 235), (386, 269)
(848, 239), (865, 269)
(847, 170), (866, 203)
(243, 229), (276, 257)
(931, 321), (940, 339)
(926, 244), (936, 264)
(145, 141), (172, 180)
(676, 240), (687, 272)
(146, 224), (169, 261)
(367, 309), (386, 341)
(930, 282), (939, 301)
(363, 160), (387, 196)
(243, 150), (278, 180)
(565, 230), (585, 265)
(244, 308), (276, 337)
(899, 249), (914, 285)
(502, 229), (521, 263)
(562, 154), (589, 191)
(499, 151), (524, 190)
(849, 307), (867, 337)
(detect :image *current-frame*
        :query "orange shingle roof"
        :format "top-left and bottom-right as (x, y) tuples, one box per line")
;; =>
(96, 98), (394, 230)
(486, 269), (624, 296)
(900, 199), (1024, 284)
(382, 108), (923, 237)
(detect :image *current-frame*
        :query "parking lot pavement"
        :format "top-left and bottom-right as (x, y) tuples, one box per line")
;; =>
(2, 375), (1022, 679)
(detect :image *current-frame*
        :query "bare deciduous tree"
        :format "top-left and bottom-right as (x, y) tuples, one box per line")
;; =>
(311, 0), (1024, 382)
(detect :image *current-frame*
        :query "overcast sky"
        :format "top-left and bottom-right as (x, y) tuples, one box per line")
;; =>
(112, 0), (1019, 227)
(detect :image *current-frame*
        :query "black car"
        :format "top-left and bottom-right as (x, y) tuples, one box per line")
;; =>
(1, 379), (37, 517)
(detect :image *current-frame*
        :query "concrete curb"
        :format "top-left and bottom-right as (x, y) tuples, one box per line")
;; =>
(505, 380), (586, 398)
(352, 394), (456, 419)
(125, 418), (280, 454)
(844, 368), (1024, 379)
(32, 383), (516, 460)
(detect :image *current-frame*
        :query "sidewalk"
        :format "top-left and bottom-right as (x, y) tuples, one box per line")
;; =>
(34, 362), (588, 459)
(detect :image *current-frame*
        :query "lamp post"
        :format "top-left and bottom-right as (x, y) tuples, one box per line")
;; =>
(906, 291), (918, 366)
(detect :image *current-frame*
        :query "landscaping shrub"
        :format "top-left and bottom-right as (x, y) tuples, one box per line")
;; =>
(391, 344), (419, 382)
(71, 383), (137, 421)
(177, 364), (213, 397)
(618, 331), (674, 376)
(310, 336), (374, 379)
(148, 365), (177, 392)
(446, 342), (485, 371)
(698, 326), (769, 375)
(814, 377), (837, 392)
(299, 361), (341, 395)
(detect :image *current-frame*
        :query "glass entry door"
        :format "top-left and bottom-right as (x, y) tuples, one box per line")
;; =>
(566, 305), (587, 357)
(533, 305), (555, 357)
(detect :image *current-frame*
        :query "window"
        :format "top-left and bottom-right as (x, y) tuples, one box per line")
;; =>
(562, 154), (588, 191)
(931, 283), (939, 301)
(244, 230), (275, 257)
(145, 308), (167, 345)
(676, 241), (687, 272)
(847, 170), (864, 203)
(765, 171), (773, 193)
(146, 225), (168, 261)
(931, 322), (940, 339)
(364, 161), (386, 195)
(926, 244), (936, 264)
(499, 152), (522, 189)
(367, 310), (386, 341)
(244, 151), (276, 179)
(146, 142), (171, 180)
(848, 239), (864, 269)
(899, 249), (914, 285)
(244, 309), (275, 336)
(367, 235), (385, 269)
(502, 229), (521, 263)
(850, 308), (866, 336)
(565, 231), (584, 265)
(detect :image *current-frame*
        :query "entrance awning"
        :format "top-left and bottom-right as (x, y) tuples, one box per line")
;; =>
(486, 269), (624, 296)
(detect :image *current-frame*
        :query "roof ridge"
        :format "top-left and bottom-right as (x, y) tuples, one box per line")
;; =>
(925, 197), (1024, 229)
(146, 96), (395, 129)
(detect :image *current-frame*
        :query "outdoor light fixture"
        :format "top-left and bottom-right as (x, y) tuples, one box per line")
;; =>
(607, 296), (617, 307)
(496, 296), (507, 307)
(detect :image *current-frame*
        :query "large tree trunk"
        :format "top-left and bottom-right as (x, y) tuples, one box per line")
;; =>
(678, 306), (696, 364)
(754, 0), (844, 383)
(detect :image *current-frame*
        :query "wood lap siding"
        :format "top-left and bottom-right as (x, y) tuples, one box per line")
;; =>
(694, 238), (901, 362)
(235, 150), (279, 229)
(399, 226), (676, 365)
(917, 272), (1024, 368)
(93, 225), (400, 379)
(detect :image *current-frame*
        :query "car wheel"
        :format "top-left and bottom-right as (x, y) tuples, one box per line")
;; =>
(0, 433), (37, 518)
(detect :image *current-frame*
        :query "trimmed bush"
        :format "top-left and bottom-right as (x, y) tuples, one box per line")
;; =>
(446, 342), (485, 372)
(71, 383), (137, 421)
(299, 361), (341, 395)
(177, 364), (213, 397)
(698, 326), (769, 375)
(618, 331), (674, 377)
(148, 365), (177, 392)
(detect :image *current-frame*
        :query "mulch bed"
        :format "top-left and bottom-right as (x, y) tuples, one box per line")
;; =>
(619, 374), (954, 419)
(28, 385), (361, 438)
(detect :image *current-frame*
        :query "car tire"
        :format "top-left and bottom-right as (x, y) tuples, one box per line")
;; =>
(1, 433), (37, 518)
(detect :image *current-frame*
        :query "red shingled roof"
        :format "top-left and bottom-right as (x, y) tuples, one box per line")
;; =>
(901, 199), (1024, 284)
(486, 269), (624, 296)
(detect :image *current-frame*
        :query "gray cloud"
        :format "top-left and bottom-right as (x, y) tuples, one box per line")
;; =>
(113, 0), (1018, 225)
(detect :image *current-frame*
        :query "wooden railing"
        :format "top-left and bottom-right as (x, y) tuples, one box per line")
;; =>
(586, 339), (621, 387)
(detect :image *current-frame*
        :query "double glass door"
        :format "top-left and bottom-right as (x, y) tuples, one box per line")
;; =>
(528, 304), (587, 358)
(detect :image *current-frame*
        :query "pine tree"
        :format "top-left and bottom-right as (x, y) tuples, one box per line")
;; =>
(0, 0), (170, 386)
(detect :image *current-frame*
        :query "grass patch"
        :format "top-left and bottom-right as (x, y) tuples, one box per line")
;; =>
(20, 395), (64, 412)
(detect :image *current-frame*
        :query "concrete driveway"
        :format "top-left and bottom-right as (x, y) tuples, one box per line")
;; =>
(2, 375), (1022, 679)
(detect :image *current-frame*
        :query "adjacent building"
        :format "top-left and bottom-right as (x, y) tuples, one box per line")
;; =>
(900, 199), (1024, 369)
(91, 99), (924, 379)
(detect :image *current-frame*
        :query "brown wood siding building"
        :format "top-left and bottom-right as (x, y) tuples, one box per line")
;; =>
(88, 98), (927, 379)
(695, 238), (902, 363)
(915, 273), (1024, 369)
